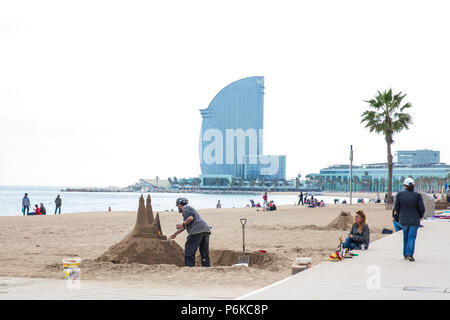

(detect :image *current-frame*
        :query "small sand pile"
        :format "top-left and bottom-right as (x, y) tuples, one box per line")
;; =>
(204, 249), (274, 268)
(435, 199), (449, 210)
(327, 211), (354, 230)
(96, 195), (185, 266)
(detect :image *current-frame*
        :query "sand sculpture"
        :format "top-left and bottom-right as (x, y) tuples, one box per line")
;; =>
(97, 195), (185, 266)
(327, 211), (354, 230)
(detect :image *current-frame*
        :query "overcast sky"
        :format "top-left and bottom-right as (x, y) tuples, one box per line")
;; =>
(1, 0), (450, 187)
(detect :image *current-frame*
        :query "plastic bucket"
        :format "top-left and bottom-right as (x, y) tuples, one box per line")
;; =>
(62, 257), (81, 280)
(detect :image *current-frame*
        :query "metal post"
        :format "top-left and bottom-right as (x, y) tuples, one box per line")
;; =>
(350, 145), (353, 205)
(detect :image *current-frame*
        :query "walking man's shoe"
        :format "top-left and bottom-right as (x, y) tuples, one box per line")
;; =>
(407, 256), (415, 262)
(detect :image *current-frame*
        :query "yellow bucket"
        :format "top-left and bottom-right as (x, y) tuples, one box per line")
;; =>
(62, 257), (81, 280)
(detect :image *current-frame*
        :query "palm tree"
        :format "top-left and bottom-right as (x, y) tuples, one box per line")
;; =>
(295, 176), (300, 189)
(373, 178), (379, 193)
(272, 178), (278, 190)
(215, 178), (222, 189)
(249, 178), (257, 191)
(260, 178), (267, 190)
(361, 89), (413, 209)
(380, 177), (386, 193)
(223, 178), (230, 190)
(237, 179), (244, 190)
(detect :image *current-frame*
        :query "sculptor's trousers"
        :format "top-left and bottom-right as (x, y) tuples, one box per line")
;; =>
(185, 232), (210, 267)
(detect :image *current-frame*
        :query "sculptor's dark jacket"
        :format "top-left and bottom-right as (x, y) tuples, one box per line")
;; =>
(394, 190), (425, 226)
(349, 223), (370, 249)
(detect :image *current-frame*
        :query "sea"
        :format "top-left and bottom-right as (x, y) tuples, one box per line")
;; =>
(0, 185), (363, 217)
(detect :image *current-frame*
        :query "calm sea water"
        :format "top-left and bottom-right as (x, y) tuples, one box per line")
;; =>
(0, 185), (360, 216)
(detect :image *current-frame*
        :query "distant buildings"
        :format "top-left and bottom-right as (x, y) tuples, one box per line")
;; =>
(306, 149), (450, 193)
(198, 76), (286, 188)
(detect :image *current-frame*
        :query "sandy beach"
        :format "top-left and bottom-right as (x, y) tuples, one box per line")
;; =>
(0, 203), (395, 297)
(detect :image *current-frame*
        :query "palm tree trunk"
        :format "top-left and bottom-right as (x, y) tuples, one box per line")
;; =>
(386, 138), (394, 209)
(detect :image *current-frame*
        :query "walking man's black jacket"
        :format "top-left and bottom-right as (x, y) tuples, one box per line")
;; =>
(394, 190), (425, 226)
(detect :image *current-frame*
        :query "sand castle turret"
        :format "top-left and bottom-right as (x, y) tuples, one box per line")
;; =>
(97, 194), (184, 266)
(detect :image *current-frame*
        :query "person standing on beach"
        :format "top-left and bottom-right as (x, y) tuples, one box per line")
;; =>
(170, 197), (211, 267)
(263, 192), (268, 207)
(40, 203), (47, 215)
(394, 178), (425, 262)
(298, 192), (304, 205)
(22, 193), (30, 216)
(55, 195), (62, 214)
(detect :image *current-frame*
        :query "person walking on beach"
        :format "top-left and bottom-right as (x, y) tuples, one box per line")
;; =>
(263, 192), (268, 207)
(22, 193), (30, 216)
(298, 192), (304, 205)
(170, 197), (211, 267)
(394, 178), (425, 262)
(216, 200), (222, 209)
(55, 195), (62, 214)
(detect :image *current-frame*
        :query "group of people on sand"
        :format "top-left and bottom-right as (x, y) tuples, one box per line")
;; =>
(343, 178), (425, 262)
(297, 192), (325, 207)
(21, 193), (62, 216)
(246, 193), (277, 211)
(261, 192), (277, 211)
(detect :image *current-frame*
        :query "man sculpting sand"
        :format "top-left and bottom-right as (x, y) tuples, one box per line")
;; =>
(170, 197), (211, 267)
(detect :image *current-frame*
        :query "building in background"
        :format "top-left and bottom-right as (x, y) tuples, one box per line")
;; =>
(395, 149), (440, 165)
(306, 149), (450, 193)
(198, 76), (286, 188)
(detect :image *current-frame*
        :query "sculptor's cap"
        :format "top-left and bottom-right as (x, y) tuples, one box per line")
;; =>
(176, 197), (188, 206)
(403, 177), (414, 185)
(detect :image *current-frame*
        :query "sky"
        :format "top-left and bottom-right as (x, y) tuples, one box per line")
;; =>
(1, 0), (450, 187)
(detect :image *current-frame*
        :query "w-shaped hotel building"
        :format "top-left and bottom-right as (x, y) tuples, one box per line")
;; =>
(199, 76), (286, 187)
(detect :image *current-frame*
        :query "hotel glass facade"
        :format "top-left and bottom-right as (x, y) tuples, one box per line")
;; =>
(199, 76), (286, 186)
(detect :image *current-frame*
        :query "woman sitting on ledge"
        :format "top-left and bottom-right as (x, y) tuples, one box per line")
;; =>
(343, 210), (370, 250)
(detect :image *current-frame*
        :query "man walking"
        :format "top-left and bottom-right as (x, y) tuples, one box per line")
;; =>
(170, 197), (211, 267)
(394, 178), (425, 262)
(55, 195), (62, 214)
(22, 193), (30, 216)
(298, 192), (304, 205)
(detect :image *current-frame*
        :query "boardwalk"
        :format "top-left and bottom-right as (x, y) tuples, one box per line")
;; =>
(238, 220), (450, 300)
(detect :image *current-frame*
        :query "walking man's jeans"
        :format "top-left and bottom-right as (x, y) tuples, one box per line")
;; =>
(185, 232), (210, 267)
(402, 225), (418, 258)
(55, 206), (61, 214)
(393, 221), (403, 232)
(23, 206), (29, 216)
(343, 237), (359, 250)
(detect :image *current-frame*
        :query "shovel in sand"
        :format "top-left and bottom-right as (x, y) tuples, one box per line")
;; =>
(238, 218), (250, 265)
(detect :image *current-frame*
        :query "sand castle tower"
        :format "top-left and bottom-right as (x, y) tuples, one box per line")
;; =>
(97, 194), (185, 266)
